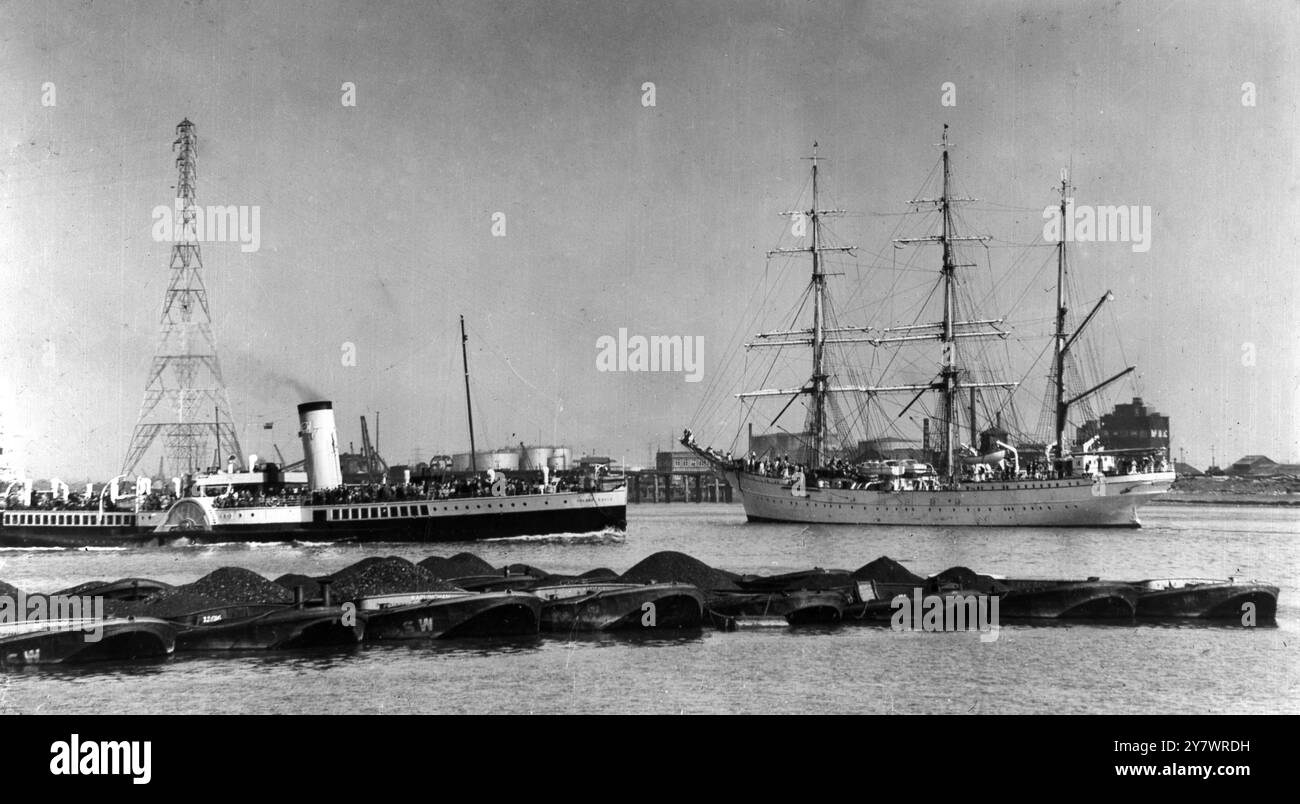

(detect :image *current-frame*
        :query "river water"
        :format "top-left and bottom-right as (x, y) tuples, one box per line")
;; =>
(1, 502), (1295, 714)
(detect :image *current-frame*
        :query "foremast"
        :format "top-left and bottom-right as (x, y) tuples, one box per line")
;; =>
(741, 144), (856, 468)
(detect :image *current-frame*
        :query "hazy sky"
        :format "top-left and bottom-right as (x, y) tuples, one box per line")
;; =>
(1, 0), (1296, 479)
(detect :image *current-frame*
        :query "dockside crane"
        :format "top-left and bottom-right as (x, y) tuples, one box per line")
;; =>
(360, 415), (388, 482)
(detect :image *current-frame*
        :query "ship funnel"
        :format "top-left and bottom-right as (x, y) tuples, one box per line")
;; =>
(298, 401), (343, 491)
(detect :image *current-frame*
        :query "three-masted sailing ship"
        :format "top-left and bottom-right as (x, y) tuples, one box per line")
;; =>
(682, 126), (1174, 527)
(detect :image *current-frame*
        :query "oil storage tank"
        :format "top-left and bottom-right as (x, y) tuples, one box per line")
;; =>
(452, 450), (520, 473)
(546, 447), (571, 471)
(522, 446), (553, 471)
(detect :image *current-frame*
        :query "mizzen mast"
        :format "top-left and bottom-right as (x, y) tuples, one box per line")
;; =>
(1049, 168), (1132, 464)
(1053, 170), (1071, 463)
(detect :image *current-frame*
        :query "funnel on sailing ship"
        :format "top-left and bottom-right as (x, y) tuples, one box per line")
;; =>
(298, 401), (343, 491)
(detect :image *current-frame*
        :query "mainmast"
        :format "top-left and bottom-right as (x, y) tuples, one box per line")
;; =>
(938, 127), (958, 481)
(890, 125), (1009, 485)
(809, 146), (828, 467)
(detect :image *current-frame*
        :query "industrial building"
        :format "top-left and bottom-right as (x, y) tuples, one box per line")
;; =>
(1227, 455), (1300, 477)
(1076, 397), (1171, 453)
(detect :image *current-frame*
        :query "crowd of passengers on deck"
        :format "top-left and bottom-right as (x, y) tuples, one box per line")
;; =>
(682, 427), (1168, 485)
(2, 471), (589, 513)
(209, 473), (583, 509)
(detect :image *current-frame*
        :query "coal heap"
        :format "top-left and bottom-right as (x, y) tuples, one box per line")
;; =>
(736, 568), (856, 593)
(0, 580), (25, 598)
(187, 567), (293, 604)
(329, 556), (461, 600)
(619, 551), (740, 591)
(852, 556), (925, 584)
(142, 567), (292, 617)
(274, 573), (321, 597)
(931, 566), (1007, 594)
(578, 568), (620, 581)
(419, 552), (497, 579)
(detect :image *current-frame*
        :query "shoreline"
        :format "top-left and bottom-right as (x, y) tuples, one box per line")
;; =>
(1150, 494), (1300, 507)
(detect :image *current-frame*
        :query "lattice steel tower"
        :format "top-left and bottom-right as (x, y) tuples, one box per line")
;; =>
(122, 119), (242, 477)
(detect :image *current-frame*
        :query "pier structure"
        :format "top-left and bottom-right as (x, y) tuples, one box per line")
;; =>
(625, 469), (731, 503)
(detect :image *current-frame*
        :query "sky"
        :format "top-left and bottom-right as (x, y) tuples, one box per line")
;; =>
(0, 0), (1296, 479)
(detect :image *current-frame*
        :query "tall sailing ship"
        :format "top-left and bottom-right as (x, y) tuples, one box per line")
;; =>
(683, 127), (1174, 527)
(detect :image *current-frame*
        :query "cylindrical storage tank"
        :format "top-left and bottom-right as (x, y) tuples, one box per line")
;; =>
(546, 447), (571, 471)
(298, 401), (343, 491)
(484, 450), (519, 471)
(523, 447), (553, 471)
(452, 450), (520, 472)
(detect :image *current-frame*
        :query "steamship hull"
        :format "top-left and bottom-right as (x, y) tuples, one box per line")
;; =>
(0, 489), (626, 547)
(0, 516), (163, 548)
(724, 468), (1175, 528)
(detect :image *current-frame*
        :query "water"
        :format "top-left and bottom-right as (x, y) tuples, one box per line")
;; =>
(1, 503), (1296, 714)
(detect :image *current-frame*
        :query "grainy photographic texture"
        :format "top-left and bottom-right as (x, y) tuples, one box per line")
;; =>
(0, 1), (1295, 722)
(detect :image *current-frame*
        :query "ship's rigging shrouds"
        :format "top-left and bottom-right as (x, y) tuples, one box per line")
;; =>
(683, 126), (1173, 528)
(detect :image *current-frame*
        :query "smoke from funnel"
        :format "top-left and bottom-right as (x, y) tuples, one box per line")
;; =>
(284, 377), (325, 401)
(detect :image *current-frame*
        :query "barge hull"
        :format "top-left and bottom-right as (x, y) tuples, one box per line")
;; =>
(538, 584), (705, 632)
(361, 592), (541, 640)
(0, 618), (176, 665)
(173, 606), (364, 650)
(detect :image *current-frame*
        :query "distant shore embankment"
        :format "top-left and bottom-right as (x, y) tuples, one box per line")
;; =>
(1151, 475), (1300, 506)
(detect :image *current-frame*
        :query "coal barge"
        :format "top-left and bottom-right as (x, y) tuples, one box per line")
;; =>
(1, 551), (1280, 667)
(0, 401), (626, 547)
(0, 616), (177, 666)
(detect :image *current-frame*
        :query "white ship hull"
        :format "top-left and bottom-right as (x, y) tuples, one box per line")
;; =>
(723, 469), (1175, 528)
